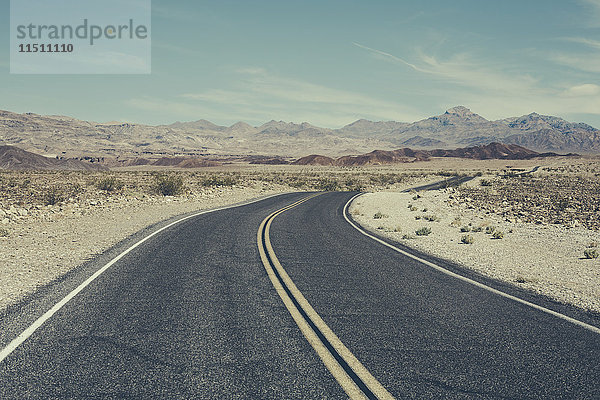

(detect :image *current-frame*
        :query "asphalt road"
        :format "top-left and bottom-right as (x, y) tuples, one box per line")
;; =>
(1, 192), (599, 398)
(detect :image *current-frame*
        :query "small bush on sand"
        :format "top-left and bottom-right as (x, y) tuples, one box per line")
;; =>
(460, 226), (471, 232)
(96, 176), (124, 192)
(492, 230), (505, 239)
(584, 248), (599, 259)
(0, 227), (9, 237)
(373, 212), (388, 219)
(154, 174), (186, 196)
(461, 234), (474, 244)
(43, 186), (65, 205)
(485, 226), (496, 235)
(415, 227), (432, 236)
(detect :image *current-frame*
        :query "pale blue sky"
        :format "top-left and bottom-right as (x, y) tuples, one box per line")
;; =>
(1, 0), (600, 127)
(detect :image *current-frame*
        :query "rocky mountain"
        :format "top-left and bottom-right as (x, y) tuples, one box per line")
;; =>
(0, 107), (598, 158)
(0, 145), (106, 170)
(294, 143), (569, 167)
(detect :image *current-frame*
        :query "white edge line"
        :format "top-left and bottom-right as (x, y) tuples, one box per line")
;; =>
(0, 192), (289, 363)
(344, 193), (600, 335)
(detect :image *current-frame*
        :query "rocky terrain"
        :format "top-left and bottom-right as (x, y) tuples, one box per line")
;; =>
(455, 167), (600, 230)
(1, 106), (598, 159)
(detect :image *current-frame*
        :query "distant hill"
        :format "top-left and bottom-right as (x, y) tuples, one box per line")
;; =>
(294, 143), (572, 166)
(292, 154), (336, 166)
(0, 107), (598, 157)
(0, 145), (106, 170)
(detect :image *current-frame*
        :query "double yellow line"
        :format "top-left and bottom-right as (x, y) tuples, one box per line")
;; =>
(257, 195), (394, 400)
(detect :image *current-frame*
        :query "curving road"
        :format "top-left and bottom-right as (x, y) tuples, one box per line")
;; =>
(0, 192), (599, 398)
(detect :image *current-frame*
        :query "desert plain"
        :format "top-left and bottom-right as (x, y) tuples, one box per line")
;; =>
(0, 156), (598, 315)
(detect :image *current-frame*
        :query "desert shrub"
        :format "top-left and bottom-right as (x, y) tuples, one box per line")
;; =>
(393, 226), (402, 232)
(584, 248), (599, 259)
(422, 208), (428, 212)
(492, 230), (505, 239)
(0, 227), (9, 237)
(450, 217), (462, 227)
(289, 180), (306, 188)
(96, 176), (124, 192)
(415, 215), (422, 220)
(408, 205), (418, 212)
(480, 179), (492, 187)
(424, 215), (439, 222)
(402, 234), (414, 239)
(461, 234), (474, 244)
(555, 198), (570, 211)
(373, 212), (388, 219)
(344, 178), (365, 192)
(415, 227), (432, 236)
(485, 226), (496, 235)
(43, 186), (65, 205)
(202, 175), (237, 187)
(472, 226), (483, 232)
(460, 226), (471, 232)
(154, 174), (186, 196)
(315, 179), (340, 191)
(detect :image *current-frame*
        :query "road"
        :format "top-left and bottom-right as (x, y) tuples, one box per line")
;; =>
(0, 192), (599, 398)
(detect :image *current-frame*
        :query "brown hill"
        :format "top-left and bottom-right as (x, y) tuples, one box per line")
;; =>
(0, 145), (106, 170)
(335, 148), (430, 166)
(429, 143), (543, 160)
(292, 155), (336, 166)
(295, 143), (571, 166)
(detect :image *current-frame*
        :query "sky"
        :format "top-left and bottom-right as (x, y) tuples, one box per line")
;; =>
(1, 0), (600, 128)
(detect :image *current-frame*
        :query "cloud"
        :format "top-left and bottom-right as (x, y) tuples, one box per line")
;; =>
(548, 53), (600, 73)
(353, 42), (539, 95)
(563, 84), (600, 97)
(352, 43), (427, 73)
(563, 37), (600, 50)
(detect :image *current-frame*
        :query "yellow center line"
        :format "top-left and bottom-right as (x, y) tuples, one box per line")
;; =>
(257, 194), (394, 400)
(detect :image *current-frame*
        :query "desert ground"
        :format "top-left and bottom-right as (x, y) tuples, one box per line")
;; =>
(1, 157), (599, 314)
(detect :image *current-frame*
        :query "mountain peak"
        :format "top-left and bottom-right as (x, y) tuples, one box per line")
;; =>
(445, 106), (475, 116)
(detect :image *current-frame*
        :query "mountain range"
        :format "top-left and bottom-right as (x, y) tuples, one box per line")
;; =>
(0, 106), (598, 158)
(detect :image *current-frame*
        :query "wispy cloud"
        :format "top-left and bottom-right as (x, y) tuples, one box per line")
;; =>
(548, 53), (600, 73)
(563, 37), (600, 50)
(563, 84), (600, 97)
(352, 43), (427, 72)
(353, 42), (539, 94)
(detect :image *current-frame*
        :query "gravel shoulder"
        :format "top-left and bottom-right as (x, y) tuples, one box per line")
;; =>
(350, 185), (600, 313)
